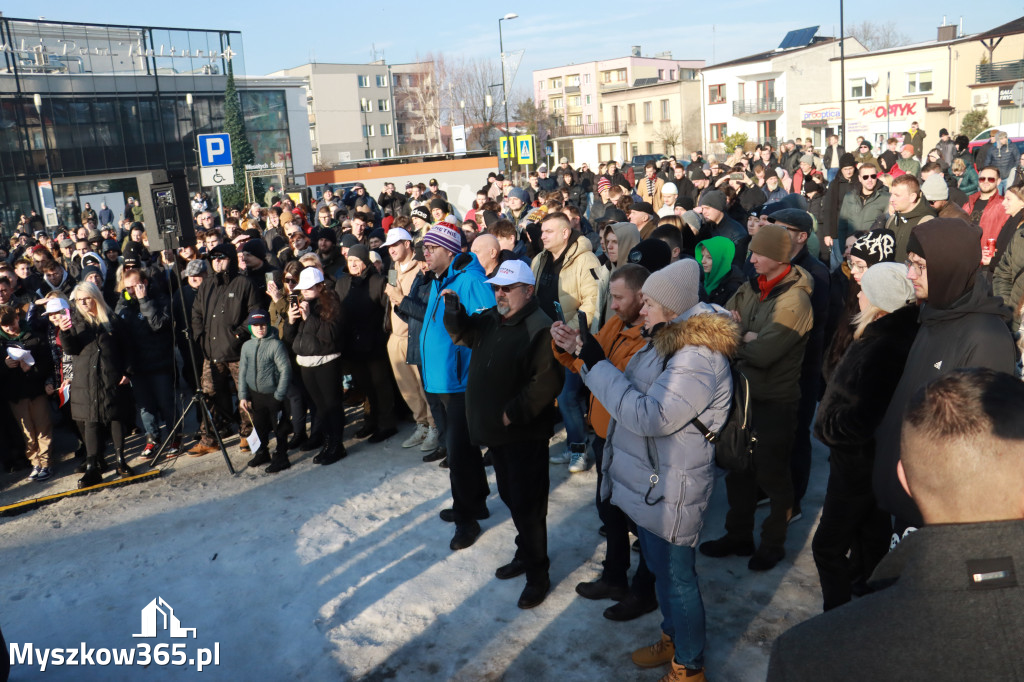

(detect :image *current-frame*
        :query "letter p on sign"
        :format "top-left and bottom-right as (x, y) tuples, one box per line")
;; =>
(198, 133), (232, 167)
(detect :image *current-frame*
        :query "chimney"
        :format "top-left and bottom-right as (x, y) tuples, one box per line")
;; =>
(937, 25), (956, 42)
(631, 45), (641, 58)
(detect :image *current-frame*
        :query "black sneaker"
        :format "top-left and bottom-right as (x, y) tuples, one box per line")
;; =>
(495, 559), (527, 580)
(438, 456), (449, 469)
(603, 592), (658, 621)
(265, 457), (291, 474)
(517, 578), (550, 609)
(748, 545), (786, 572)
(286, 434), (308, 451)
(247, 450), (272, 468)
(449, 522), (481, 551)
(698, 535), (755, 558)
(575, 579), (628, 601)
(423, 447), (446, 463)
(353, 424), (375, 439)
(439, 507), (490, 523)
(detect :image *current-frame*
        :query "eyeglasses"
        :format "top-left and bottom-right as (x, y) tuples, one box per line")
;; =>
(979, 177), (999, 183)
(491, 284), (525, 293)
(904, 259), (926, 275)
(422, 244), (442, 253)
(848, 261), (868, 273)
(74, 298), (91, 305)
(860, 174), (877, 180)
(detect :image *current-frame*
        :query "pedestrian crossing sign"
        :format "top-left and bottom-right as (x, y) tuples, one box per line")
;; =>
(500, 136), (512, 159)
(516, 135), (535, 164)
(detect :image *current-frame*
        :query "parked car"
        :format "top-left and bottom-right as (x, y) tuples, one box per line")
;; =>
(967, 124), (1024, 160)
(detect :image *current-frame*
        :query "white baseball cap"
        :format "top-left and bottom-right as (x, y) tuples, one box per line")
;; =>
(484, 259), (535, 287)
(44, 298), (71, 315)
(294, 267), (325, 291)
(382, 227), (413, 247)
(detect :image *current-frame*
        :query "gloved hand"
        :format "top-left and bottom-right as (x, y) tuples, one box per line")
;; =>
(441, 289), (460, 314)
(579, 333), (606, 370)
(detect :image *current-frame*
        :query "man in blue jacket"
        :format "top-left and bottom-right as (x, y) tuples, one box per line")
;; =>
(419, 222), (496, 550)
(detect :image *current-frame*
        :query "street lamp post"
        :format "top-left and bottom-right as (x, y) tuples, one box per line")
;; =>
(185, 93), (200, 202)
(499, 12), (518, 177)
(32, 93), (56, 234)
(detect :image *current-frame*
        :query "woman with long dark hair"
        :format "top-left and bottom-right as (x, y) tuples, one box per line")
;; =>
(56, 281), (134, 487)
(283, 267), (347, 464)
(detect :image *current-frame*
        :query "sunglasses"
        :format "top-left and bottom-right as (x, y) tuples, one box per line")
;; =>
(860, 174), (877, 180)
(979, 177), (999, 183)
(287, 233), (304, 240)
(210, 254), (228, 261)
(491, 284), (525, 293)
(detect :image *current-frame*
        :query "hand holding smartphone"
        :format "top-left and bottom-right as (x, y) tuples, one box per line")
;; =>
(552, 300), (566, 324)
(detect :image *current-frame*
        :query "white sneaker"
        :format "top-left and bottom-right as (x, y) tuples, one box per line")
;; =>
(27, 466), (41, 480)
(403, 423), (430, 448)
(419, 426), (440, 452)
(568, 450), (589, 473)
(34, 467), (52, 481)
(549, 450), (571, 464)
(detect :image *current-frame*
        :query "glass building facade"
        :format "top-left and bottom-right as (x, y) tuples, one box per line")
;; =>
(0, 17), (296, 233)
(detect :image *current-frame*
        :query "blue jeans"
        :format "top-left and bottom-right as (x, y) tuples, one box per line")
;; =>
(557, 368), (587, 446)
(826, 168), (838, 183)
(637, 527), (706, 670)
(133, 371), (177, 442)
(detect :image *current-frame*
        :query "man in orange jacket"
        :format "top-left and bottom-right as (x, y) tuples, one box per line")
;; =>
(551, 262), (657, 621)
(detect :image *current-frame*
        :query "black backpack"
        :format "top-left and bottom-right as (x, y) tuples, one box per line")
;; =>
(690, 363), (757, 475)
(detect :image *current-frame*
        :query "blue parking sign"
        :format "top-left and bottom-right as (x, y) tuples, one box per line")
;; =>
(198, 133), (232, 167)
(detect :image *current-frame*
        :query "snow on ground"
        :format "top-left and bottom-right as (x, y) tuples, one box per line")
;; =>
(0, 409), (828, 681)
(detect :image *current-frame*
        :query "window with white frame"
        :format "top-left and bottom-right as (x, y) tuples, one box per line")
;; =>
(643, 101), (653, 123)
(569, 95), (581, 107)
(360, 98), (371, 112)
(538, 80), (544, 90)
(583, 73), (591, 84)
(906, 70), (933, 94)
(585, 95), (592, 104)
(551, 97), (563, 110)
(358, 75), (370, 88)
(381, 123), (392, 135)
(550, 77), (562, 89)
(382, 148), (394, 158)
(362, 124), (374, 138)
(567, 74), (580, 86)
(376, 75), (387, 87)
(378, 99), (390, 111)
(660, 99), (670, 121)
(850, 78), (873, 99)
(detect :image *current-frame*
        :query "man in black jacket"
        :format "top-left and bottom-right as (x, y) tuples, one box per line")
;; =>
(873, 219), (1016, 540)
(770, 368), (1024, 681)
(187, 242), (259, 456)
(443, 259), (564, 609)
(769, 208), (831, 518)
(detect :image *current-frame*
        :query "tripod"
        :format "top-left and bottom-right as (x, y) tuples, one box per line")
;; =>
(146, 231), (236, 474)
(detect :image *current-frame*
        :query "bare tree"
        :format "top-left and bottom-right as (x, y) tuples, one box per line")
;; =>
(654, 124), (682, 156)
(847, 21), (911, 51)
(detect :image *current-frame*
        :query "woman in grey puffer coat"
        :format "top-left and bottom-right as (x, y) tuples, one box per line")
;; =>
(577, 258), (738, 682)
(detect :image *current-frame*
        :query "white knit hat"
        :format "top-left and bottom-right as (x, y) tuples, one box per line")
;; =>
(641, 259), (701, 317)
(861, 262), (915, 313)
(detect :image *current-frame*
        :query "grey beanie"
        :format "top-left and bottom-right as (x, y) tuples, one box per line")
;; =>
(800, 153), (814, 165)
(860, 262), (915, 313)
(920, 173), (948, 201)
(641, 258), (701, 317)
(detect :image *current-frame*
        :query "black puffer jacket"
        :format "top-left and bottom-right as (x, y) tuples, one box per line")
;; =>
(282, 297), (345, 357)
(336, 271), (387, 358)
(59, 315), (130, 423)
(191, 266), (259, 363)
(115, 290), (174, 374)
(394, 270), (435, 367)
(814, 305), (919, 488)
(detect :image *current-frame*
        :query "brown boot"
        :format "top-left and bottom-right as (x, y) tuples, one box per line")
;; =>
(187, 443), (218, 457)
(631, 632), (675, 669)
(658, 659), (706, 682)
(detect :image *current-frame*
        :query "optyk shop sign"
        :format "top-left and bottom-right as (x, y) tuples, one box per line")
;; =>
(857, 99), (924, 121)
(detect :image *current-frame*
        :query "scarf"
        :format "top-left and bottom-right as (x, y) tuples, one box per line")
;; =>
(757, 264), (792, 302)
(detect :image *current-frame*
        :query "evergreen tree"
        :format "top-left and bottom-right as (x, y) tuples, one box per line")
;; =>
(219, 61), (260, 209)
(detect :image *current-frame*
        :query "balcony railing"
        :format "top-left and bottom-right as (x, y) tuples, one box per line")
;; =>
(550, 121), (628, 138)
(732, 98), (784, 115)
(976, 60), (1024, 84)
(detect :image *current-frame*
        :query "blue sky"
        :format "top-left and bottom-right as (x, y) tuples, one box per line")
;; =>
(9, 2), (1022, 96)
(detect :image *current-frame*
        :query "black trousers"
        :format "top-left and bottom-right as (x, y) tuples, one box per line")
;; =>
(248, 391), (289, 458)
(285, 366), (316, 438)
(421, 373), (446, 444)
(593, 437), (656, 596)
(438, 392), (489, 525)
(83, 420), (125, 460)
(724, 399), (798, 550)
(300, 359), (346, 443)
(491, 440), (550, 583)
(349, 356), (396, 432)
(790, 389), (817, 507)
(811, 459), (892, 611)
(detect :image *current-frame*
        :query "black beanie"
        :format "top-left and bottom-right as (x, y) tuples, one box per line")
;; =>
(316, 227), (338, 244)
(347, 244), (372, 266)
(240, 239), (268, 261)
(839, 153), (857, 169)
(627, 239), (672, 273)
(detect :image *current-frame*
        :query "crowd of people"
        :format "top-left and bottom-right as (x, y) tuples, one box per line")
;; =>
(2, 124), (1023, 680)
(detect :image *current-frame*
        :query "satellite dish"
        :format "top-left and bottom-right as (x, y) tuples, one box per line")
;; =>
(865, 73), (879, 86)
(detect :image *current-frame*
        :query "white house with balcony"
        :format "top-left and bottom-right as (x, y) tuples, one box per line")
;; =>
(699, 29), (864, 154)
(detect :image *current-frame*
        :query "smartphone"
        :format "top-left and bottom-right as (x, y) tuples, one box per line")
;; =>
(288, 293), (298, 307)
(388, 269), (398, 287)
(552, 300), (566, 324)
(64, 309), (72, 325)
(577, 310), (589, 337)
(265, 272), (275, 285)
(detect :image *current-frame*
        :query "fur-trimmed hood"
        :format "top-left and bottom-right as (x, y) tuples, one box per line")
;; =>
(653, 307), (740, 360)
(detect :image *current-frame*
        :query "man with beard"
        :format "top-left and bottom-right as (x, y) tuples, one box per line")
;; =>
(315, 228), (346, 280)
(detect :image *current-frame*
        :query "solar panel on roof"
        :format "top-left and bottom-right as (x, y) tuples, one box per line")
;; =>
(778, 26), (819, 49)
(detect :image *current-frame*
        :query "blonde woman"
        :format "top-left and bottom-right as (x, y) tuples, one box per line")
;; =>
(56, 281), (134, 487)
(811, 262), (918, 610)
